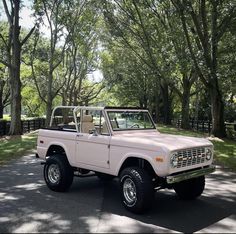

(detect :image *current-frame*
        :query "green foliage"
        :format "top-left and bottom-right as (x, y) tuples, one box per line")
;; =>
(101, 0), (236, 128)
(2, 114), (10, 121)
(22, 86), (44, 117)
(0, 0), (235, 135)
(0, 22), (10, 114)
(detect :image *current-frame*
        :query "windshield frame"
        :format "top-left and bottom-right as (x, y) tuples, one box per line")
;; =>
(106, 109), (156, 131)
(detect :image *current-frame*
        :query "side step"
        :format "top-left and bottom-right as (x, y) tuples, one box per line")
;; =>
(39, 161), (96, 178)
(74, 171), (96, 178)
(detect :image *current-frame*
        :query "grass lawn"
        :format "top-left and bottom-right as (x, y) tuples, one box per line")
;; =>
(0, 132), (38, 165)
(2, 114), (11, 121)
(157, 124), (236, 171)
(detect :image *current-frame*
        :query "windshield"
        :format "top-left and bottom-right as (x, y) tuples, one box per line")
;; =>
(107, 110), (155, 131)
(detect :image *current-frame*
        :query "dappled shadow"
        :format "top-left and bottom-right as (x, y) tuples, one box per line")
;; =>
(99, 168), (236, 233)
(196, 215), (236, 233)
(0, 155), (236, 233)
(0, 155), (103, 233)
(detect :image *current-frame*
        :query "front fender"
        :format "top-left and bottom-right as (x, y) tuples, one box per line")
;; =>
(115, 152), (158, 176)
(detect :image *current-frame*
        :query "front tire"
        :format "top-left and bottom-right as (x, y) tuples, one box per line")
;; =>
(120, 167), (154, 214)
(173, 176), (205, 200)
(44, 155), (74, 192)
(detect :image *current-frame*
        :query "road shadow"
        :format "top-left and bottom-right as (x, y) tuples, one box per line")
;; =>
(0, 155), (105, 233)
(100, 170), (236, 233)
(0, 155), (235, 233)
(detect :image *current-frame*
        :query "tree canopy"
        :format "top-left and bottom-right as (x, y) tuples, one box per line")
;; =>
(0, 0), (235, 137)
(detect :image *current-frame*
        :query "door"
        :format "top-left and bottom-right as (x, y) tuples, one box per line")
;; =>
(76, 133), (110, 169)
(75, 109), (111, 169)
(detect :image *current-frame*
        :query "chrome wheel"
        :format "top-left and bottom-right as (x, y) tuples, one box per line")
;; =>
(123, 178), (137, 205)
(48, 164), (61, 184)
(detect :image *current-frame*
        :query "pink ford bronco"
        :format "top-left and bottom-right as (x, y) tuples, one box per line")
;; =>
(36, 106), (215, 213)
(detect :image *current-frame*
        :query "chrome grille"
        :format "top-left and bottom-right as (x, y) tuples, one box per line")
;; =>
(176, 147), (206, 168)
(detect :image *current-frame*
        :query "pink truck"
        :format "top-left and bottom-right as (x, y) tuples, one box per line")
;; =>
(36, 106), (215, 213)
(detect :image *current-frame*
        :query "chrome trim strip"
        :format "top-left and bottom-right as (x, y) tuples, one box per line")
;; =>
(166, 165), (216, 184)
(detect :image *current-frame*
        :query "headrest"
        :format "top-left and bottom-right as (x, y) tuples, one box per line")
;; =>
(82, 115), (93, 122)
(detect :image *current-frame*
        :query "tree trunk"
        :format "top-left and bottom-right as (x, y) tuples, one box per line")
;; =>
(0, 89), (3, 119)
(73, 89), (79, 106)
(208, 2), (226, 138)
(152, 90), (160, 123)
(0, 106), (3, 119)
(9, 1), (22, 135)
(0, 80), (5, 119)
(46, 98), (52, 127)
(62, 94), (68, 123)
(161, 82), (172, 125)
(181, 79), (191, 129)
(45, 71), (53, 126)
(9, 75), (22, 135)
(208, 82), (226, 137)
(143, 94), (148, 109)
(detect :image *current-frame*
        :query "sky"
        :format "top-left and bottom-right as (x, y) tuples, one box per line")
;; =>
(0, 0), (103, 82)
(0, 0), (50, 37)
(0, 0), (33, 27)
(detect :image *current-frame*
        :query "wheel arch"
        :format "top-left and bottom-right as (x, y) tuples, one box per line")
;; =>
(46, 143), (74, 167)
(46, 143), (69, 160)
(46, 144), (65, 155)
(117, 155), (156, 178)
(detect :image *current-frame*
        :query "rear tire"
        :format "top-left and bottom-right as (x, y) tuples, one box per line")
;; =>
(173, 176), (205, 200)
(119, 167), (154, 214)
(44, 155), (74, 192)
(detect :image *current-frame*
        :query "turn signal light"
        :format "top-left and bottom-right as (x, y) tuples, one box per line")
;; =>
(156, 157), (164, 162)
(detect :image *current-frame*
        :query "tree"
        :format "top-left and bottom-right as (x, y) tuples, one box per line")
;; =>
(102, 0), (180, 123)
(101, 44), (157, 109)
(172, 0), (236, 137)
(0, 0), (35, 134)
(0, 22), (10, 118)
(0, 64), (10, 118)
(60, 0), (100, 107)
(33, 0), (92, 125)
(33, 0), (68, 125)
(147, 1), (199, 129)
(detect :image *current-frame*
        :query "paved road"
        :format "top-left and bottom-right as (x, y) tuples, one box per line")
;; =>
(0, 154), (236, 233)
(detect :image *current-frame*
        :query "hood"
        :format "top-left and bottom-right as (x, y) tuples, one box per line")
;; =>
(111, 130), (212, 152)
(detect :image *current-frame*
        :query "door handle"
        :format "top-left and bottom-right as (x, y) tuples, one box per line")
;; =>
(77, 134), (83, 137)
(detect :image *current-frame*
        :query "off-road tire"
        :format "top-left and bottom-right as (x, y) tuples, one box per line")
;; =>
(44, 155), (74, 192)
(119, 167), (154, 214)
(173, 175), (205, 200)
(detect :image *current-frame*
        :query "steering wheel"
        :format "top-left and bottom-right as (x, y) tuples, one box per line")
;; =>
(130, 123), (140, 128)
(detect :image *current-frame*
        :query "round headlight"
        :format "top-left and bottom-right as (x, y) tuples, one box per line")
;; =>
(205, 148), (212, 160)
(171, 153), (178, 168)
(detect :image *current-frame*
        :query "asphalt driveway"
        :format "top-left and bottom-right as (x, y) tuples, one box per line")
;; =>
(0, 154), (236, 233)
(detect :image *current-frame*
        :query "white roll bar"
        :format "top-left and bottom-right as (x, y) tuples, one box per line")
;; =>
(49, 106), (105, 132)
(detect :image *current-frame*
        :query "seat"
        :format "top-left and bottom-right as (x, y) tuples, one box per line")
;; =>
(102, 121), (109, 134)
(81, 115), (95, 133)
(101, 120), (118, 134)
(111, 120), (119, 129)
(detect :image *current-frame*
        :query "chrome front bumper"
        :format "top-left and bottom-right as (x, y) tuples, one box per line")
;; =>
(166, 165), (216, 184)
